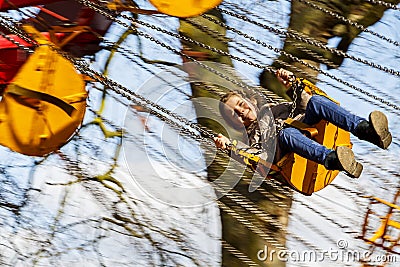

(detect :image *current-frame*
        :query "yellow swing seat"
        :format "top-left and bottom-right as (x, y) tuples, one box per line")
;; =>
(276, 79), (352, 195)
(238, 118), (351, 196)
(276, 119), (351, 196)
(231, 79), (352, 195)
(148, 0), (223, 17)
(0, 26), (87, 156)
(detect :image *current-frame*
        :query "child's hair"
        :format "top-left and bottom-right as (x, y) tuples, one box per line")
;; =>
(219, 91), (247, 130)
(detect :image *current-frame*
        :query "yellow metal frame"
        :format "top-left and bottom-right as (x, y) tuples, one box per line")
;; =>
(48, 25), (96, 49)
(361, 192), (400, 253)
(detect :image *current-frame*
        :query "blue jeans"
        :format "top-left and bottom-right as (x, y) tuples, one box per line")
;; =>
(278, 95), (365, 164)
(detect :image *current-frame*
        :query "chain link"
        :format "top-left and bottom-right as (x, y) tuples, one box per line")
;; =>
(0, 4), (386, 257)
(364, 0), (400, 10)
(0, 15), (36, 44)
(202, 14), (400, 111)
(75, 0), (289, 105)
(0, 15), (217, 144)
(216, 7), (400, 77)
(104, 41), (230, 120)
(226, 0), (399, 48)
(75, 0), (400, 112)
(288, 40), (339, 68)
(183, 17), (292, 102)
(76, 60), (218, 141)
(221, 241), (259, 267)
(295, 39), (400, 105)
(217, 201), (287, 250)
(291, 0), (400, 46)
(287, 80), (299, 118)
(0, 30), (34, 53)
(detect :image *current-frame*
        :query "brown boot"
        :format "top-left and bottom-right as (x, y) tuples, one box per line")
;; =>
(324, 146), (363, 178)
(355, 111), (392, 149)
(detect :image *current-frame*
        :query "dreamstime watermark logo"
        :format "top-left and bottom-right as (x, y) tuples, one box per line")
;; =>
(257, 240), (399, 263)
(122, 62), (275, 207)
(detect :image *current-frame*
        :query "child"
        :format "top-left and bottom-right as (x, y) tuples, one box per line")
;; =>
(214, 69), (392, 178)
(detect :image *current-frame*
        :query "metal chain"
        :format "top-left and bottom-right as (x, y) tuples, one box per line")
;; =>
(287, 40), (339, 68)
(105, 39), (275, 118)
(77, 0), (400, 112)
(117, 112), (293, 259)
(0, 30), (34, 53)
(185, 17), (277, 69)
(0, 7), (375, 252)
(240, 176), (293, 208)
(292, 40), (400, 106)
(75, 0), (286, 106)
(287, 81), (299, 119)
(77, 62), (217, 141)
(364, 0), (400, 10)
(136, 115), (294, 214)
(202, 14), (400, 112)
(226, 0), (399, 48)
(222, 193), (319, 251)
(183, 18), (292, 102)
(127, 122), (293, 244)
(290, 212), (338, 245)
(222, 241), (259, 267)
(216, 6), (400, 77)
(68, 55), (217, 144)
(291, 0), (400, 46)
(188, 8), (400, 113)
(0, 17), (295, 205)
(184, 17), (231, 43)
(101, 40), (197, 100)
(312, 194), (361, 225)
(295, 199), (350, 229)
(0, 15), (35, 45)
(214, 180), (288, 231)
(150, 126), (294, 220)
(217, 201), (287, 250)
(217, 182), (314, 253)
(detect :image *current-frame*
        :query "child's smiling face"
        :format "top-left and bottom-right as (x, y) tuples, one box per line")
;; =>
(222, 94), (257, 128)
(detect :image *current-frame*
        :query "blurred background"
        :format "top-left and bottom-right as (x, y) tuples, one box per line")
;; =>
(0, 0), (399, 266)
